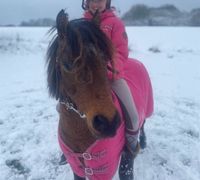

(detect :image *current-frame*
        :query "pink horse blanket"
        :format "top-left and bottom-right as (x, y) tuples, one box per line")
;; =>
(58, 58), (153, 180)
(124, 58), (153, 128)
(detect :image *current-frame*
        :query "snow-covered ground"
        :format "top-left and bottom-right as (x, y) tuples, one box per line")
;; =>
(0, 26), (200, 180)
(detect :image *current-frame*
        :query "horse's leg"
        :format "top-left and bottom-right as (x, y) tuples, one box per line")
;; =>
(59, 153), (68, 165)
(139, 120), (147, 149)
(73, 173), (86, 180)
(119, 148), (134, 180)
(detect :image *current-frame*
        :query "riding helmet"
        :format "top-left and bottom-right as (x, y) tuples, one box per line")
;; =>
(82, 0), (111, 10)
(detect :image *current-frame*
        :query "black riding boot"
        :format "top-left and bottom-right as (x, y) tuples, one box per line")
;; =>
(139, 121), (147, 149)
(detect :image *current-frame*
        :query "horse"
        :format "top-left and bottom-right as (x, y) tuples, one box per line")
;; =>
(46, 9), (153, 180)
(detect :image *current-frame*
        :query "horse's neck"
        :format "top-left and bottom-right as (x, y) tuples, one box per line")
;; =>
(59, 106), (96, 153)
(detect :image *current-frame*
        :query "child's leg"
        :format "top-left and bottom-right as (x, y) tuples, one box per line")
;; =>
(111, 78), (139, 151)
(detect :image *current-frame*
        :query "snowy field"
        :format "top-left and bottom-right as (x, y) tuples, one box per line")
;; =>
(0, 26), (200, 180)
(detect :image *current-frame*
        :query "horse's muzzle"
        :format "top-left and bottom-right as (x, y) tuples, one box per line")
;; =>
(93, 112), (121, 138)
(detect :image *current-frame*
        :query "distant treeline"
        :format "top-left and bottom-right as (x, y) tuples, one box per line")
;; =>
(0, 18), (55, 27)
(20, 18), (55, 27)
(1, 4), (200, 27)
(122, 4), (200, 26)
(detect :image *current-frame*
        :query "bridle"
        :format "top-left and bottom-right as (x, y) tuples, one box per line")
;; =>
(59, 98), (87, 119)
(56, 56), (87, 119)
(57, 64), (117, 120)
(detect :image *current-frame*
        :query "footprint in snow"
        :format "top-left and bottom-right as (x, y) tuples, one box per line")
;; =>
(5, 159), (30, 175)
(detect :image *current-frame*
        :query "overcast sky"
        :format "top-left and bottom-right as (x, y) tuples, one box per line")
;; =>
(0, 0), (199, 25)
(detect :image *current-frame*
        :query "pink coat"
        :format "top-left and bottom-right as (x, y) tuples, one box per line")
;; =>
(84, 10), (128, 79)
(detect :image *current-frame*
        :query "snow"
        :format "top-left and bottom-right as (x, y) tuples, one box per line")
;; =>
(0, 26), (200, 180)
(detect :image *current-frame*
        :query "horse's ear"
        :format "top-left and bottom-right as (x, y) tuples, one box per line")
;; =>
(91, 10), (101, 27)
(56, 9), (68, 38)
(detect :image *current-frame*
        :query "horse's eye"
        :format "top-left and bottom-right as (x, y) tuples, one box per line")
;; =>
(62, 61), (74, 72)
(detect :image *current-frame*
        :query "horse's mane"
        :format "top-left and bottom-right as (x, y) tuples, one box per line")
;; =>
(46, 18), (115, 99)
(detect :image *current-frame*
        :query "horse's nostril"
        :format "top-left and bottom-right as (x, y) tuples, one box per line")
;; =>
(93, 112), (121, 137)
(93, 115), (109, 133)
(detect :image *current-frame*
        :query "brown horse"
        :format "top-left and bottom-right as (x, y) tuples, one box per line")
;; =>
(46, 10), (148, 180)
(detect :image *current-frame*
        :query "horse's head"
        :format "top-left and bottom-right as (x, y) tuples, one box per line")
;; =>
(47, 10), (120, 138)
